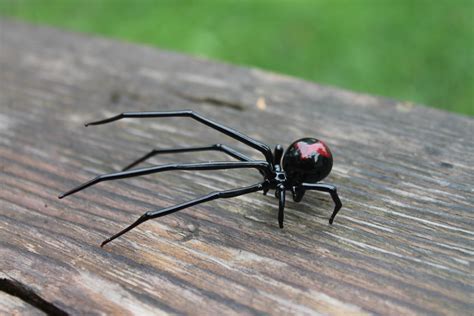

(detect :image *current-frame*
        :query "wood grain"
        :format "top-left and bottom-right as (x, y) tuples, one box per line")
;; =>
(0, 20), (473, 315)
(0, 291), (46, 316)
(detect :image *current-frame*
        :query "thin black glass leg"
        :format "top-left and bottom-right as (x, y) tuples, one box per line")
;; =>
(301, 183), (342, 224)
(59, 161), (270, 199)
(101, 182), (267, 246)
(277, 184), (286, 228)
(85, 110), (273, 164)
(122, 144), (252, 171)
(291, 186), (306, 202)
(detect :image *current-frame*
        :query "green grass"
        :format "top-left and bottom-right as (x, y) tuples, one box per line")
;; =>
(1, 0), (472, 115)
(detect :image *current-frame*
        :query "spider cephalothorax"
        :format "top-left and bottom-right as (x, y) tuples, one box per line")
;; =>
(59, 110), (342, 246)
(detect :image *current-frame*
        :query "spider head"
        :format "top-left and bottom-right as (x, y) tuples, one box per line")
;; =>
(282, 138), (333, 185)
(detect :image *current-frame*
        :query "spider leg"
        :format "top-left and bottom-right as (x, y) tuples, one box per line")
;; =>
(277, 184), (286, 228)
(101, 181), (267, 247)
(59, 161), (270, 199)
(300, 183), (342, 224)
(291, 186), (305, 202)
(85, 110), (274, 164)
(122, 144), (252, 171)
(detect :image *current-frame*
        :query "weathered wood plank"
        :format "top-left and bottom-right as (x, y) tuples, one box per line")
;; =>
(0, 20), (473, 315)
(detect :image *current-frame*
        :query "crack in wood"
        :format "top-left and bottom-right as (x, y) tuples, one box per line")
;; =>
(0, 278), (69, 316)
(172, 90), (245, 111)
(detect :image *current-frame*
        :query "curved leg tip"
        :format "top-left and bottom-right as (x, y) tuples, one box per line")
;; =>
(84, 120), (102, 127)
(101, 234), (118, 247)
(57, 189), (76, 199)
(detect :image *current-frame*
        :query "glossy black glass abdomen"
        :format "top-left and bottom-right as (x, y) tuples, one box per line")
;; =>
(282, 138), (333, 185)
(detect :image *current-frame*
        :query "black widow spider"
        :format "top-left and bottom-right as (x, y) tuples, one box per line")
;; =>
(59, 110), (342, 247)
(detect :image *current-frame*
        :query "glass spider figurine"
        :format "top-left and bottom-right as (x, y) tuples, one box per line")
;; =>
(59, 110), (342, 247)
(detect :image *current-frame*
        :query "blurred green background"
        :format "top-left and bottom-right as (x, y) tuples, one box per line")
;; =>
(1, 0), (472, 115)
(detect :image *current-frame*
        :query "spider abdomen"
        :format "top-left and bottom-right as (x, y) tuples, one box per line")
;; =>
(282, 138), (333, 185)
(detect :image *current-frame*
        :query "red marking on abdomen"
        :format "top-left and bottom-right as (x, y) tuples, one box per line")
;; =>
(296, 141), (331, 159)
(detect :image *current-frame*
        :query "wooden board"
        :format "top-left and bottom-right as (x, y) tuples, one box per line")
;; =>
(0, 20), (473, 315)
